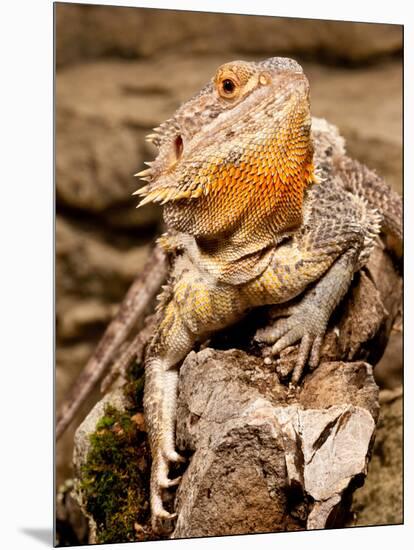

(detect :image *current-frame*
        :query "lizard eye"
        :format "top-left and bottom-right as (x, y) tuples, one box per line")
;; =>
(218, 77), (238, 99)
(222, 79), (235, 94)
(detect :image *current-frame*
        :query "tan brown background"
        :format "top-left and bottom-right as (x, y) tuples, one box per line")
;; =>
(55, 2), (402, 527)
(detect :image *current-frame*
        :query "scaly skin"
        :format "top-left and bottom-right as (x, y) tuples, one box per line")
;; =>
(133, 57), (401, 533)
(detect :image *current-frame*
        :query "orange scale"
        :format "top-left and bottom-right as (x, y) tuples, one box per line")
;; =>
(243, 165), (256, 178)
(236, 174), (247, 186)
(232, 165), (242, 177)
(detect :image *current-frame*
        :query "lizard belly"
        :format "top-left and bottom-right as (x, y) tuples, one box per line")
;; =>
(167, 240), (333, 342)
(172, 263), (244, 336)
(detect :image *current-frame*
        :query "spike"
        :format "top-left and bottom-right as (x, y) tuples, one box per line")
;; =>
(158, 190), (170, 205)
(132, 186), (149, 196)
(167, 188), (181, 203)
(133, 168), (152, 178)
(137, 194), (155, 208)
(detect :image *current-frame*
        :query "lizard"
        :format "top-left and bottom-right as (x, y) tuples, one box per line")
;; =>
(134, 57), (402, 533)
(55, 56), (402, 535)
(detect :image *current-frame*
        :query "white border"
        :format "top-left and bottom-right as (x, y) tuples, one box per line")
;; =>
(1, 1), (411, 548)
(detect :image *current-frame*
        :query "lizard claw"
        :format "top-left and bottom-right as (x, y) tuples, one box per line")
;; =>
(164, 449), (186, 463)
(150, 447), (185, 533)
(255, 300), (328, 383)
(159, 475), (182, 489)
(151, 508), (177, 534)
(150, 470), (179, 534)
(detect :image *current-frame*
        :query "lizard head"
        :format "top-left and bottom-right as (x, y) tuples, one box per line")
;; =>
(134, 57), (317, 242)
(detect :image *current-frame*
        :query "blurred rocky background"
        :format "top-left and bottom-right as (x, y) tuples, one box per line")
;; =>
(55, 3), (402, 542)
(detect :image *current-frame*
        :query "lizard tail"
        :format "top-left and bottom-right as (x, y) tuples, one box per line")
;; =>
(55, 245), (168, 441)
(339, 157), (402, 253)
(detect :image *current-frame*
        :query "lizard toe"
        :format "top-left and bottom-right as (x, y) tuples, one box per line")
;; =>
(271, 325), (303, 356)
(164, 475), (182, 488)
(151, 511), (178, 534)
(151, 487), (178, 533)
(165, 449), (186, 463)
(157, 473), (181, 489)
(309, 335), (323, 369)
(291, 333), (312, 384)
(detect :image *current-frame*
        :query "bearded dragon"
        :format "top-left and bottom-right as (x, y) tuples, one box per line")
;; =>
(136, 57), (401, 532)
(56, 57), (402, 535)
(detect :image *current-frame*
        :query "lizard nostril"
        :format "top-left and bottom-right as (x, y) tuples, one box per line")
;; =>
(174, 135), (184, 161)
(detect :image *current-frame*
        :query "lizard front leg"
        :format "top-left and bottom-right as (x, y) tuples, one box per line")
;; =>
(144, 298), (195, 533)
(255, 247), (358, 383)
(144, 262), (243, 533)
(252, 185), (381, 383)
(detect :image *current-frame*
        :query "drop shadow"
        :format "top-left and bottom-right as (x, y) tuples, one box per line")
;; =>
(20, 528), (54, 546)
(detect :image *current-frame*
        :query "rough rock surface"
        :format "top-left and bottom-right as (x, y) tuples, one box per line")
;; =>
(353, 387), (403, 526)
(66, 383), (402, 545)
(173, 350), (378, 538)
(73, 388), (130, 475)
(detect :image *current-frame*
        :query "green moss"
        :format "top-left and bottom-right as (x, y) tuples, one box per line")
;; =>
(95, 414), (116, 431)
(124, 362), (145, 407)
(80, 403), (152, 544)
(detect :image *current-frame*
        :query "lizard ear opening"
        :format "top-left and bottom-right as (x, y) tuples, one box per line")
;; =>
(174, 135), (184, 161)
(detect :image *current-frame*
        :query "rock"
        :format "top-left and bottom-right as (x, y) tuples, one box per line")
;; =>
(56, 105), (139, 212)
(56, 216), (150, 304)
(103, 202), (161, 230)
(72, 388), (133, 545)
(299, 361), (379, 421)
(56, 479), (89, 546)
(56, 341), (99, 487)
(73, 389), (136, 544)
(352, 387), (403, 525)
(175, 349), (288, 452)
(73, 388), (130, 473)
(374, 329), (403, 389)
(172, 349), (378, 538)
(57, 299), (118, 342)
(68, 232), (400, 541)
(55, 4), (402, 67)
(72, 388), (153, 544)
